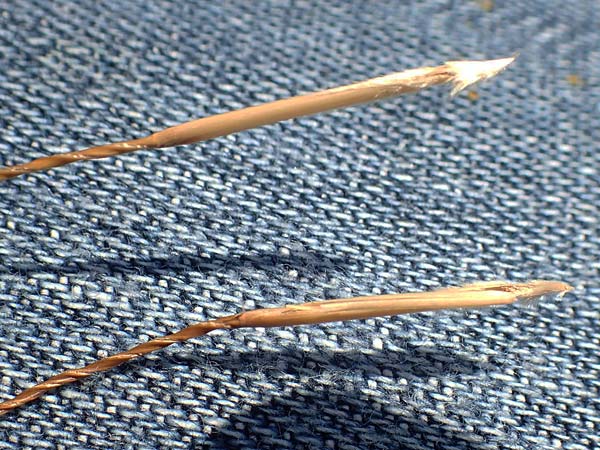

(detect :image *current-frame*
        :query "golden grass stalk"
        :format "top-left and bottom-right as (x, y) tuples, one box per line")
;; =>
(0, 279), (571, 416)
(0, 56), (515, 180)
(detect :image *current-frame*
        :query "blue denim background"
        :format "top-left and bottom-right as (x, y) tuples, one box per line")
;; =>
(0, 1), (598, 449)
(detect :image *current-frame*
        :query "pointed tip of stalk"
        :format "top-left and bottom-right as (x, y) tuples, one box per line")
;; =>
(445, 55), (517, 96)
(514, 279), (574, 304)
(462, 279), (573, 306)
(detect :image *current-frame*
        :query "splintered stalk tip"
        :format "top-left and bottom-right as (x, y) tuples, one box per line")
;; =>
(445, 55), (516, 96)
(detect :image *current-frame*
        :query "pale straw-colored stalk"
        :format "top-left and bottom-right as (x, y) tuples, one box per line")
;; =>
(0, 280), (571, 416)
(0, 56), (515, 180)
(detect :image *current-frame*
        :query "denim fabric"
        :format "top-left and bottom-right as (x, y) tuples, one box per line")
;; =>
(0, 1), (598, 449)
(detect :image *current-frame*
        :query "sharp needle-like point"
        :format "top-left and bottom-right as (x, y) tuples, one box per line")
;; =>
(445, 55), (517, 96)
(457, 279), (573, 303)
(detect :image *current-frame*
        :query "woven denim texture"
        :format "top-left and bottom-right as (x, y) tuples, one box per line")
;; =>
(0, 1), (598, 449)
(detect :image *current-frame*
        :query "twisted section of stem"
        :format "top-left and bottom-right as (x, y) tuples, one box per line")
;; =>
(0, 318), (229, 415)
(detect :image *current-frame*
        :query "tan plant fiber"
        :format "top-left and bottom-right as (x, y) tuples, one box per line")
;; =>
(0, 56), (515, 180)
(0, 280), (571, 416)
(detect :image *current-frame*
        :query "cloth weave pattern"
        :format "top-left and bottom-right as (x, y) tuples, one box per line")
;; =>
(0, 1), (598, 449)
